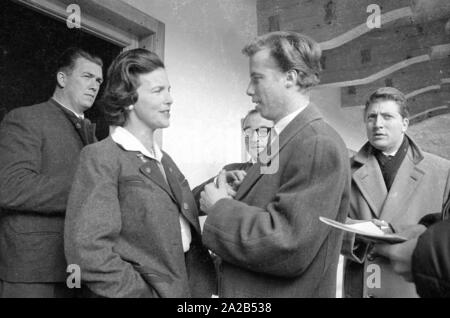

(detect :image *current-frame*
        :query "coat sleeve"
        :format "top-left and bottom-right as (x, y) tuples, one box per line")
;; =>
(340, 175), (372, 263)
(202, 134), (350, 278)
(412, 219), (450, 298)
(64, 146), (157, 298)
(0, 109), (71, 213)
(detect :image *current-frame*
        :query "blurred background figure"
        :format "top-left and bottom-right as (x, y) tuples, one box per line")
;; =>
(193, 109), (273, 216)
(242, 109), (274, 163)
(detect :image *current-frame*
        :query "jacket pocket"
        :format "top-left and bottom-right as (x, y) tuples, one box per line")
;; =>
(132, 264), (175, 298)
(119, 175), (146, 183)
(133, 265), (174, 284)
(119, 176), (154, 191)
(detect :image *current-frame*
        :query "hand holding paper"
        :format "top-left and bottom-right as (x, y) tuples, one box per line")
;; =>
(319, 217), (407, 244)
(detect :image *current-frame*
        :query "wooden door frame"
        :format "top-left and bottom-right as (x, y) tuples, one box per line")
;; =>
(12, 0), (166, 144)
(12, 0), (165, 57)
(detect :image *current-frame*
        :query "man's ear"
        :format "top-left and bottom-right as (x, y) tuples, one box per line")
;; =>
(285, 69), (298, 88)
(56, 71), (66, 88)
(402, 117), (409, 133)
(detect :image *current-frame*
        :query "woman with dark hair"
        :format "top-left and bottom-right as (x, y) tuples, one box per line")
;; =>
(64, 48), (216, 298)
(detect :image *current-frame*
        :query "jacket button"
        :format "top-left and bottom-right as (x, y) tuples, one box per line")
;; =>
(145, 167), (151, 173)
(367, 253), (376, 261)
(169, 167), (173, 173)
(183, 203), (189, 210)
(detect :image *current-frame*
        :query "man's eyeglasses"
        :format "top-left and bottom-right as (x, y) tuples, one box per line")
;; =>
(243, 127), (272, 138)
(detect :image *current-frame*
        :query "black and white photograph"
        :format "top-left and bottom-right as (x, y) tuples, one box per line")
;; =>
(0, 0), (449, 303)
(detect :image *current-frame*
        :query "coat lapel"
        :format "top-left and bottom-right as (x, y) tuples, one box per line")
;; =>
(235, 104), (322, 200)
(379, 151), (424, 222)
(352, 145), (387, 217)
(139, 160), (176, 203)
(161, 157), (200, 233)
(50, 98), (97, 145)
(234, 161), (264, 200)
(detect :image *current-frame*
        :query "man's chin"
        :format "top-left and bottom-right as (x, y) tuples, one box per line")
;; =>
(370, 141), (389, 152)
(81, 103), (95, 111)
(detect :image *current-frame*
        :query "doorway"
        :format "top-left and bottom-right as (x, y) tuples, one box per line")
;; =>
(0, 0), (123, 140)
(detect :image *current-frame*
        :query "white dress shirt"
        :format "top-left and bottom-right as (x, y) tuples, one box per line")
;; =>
(273, 101), (309, 136)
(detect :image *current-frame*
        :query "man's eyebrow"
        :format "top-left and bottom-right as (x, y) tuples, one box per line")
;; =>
(83, 72), (102, 79)
(368, 111), (395, 115)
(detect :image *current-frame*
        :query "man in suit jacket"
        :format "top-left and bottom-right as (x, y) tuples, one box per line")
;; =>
(342, 87), (450, 298)
(0, 48), (103, 297)
(198, 31), (351, 298)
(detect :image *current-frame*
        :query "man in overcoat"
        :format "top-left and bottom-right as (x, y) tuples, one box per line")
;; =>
(199, 31), (351, 298)
(342, 87), (450, 298)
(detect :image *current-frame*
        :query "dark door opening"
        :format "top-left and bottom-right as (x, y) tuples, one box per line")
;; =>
(0, 0), (123, 140)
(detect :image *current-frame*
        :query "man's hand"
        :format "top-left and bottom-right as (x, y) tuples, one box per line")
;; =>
(372, 238), (418, 282)
(372, 224), (426, 282)
(200, 171), (232, 213)
(395, 224), (427, 239)
(225, 170), (247, 191)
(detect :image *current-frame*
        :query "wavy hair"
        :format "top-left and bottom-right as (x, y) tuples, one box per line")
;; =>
(364, 87), (409, 119)
(242, 31), (322, 89)
(101, 48), (165, 126)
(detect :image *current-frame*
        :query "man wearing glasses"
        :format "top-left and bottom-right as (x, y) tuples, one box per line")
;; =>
(193, 109), (273, 201)
(242, 109), (274, 164)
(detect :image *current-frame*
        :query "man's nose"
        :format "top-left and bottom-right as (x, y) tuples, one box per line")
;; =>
(89, 80), (100, 92)
(246, 82), (254, 96)
(249, 131), (259, 141)
(374, 114), (384, 128)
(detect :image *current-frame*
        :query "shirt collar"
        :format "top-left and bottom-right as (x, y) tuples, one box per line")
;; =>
(111, 126), (163, 162)
(51, 97), (84, 119)
(273, 102), (308, 136)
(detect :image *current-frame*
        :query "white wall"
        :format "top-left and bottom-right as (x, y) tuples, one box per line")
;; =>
(122, 0), (258, 185)
(311, 87), (367, 151)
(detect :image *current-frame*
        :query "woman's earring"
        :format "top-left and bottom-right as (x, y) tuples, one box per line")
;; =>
(127, 105), (134, 111)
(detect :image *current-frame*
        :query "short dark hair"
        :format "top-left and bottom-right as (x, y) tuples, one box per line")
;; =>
(56, 47), (103, 75)
(242, 31), (322, 89)
(101, 48), (165, 126)
(364, 87), (409, 119)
